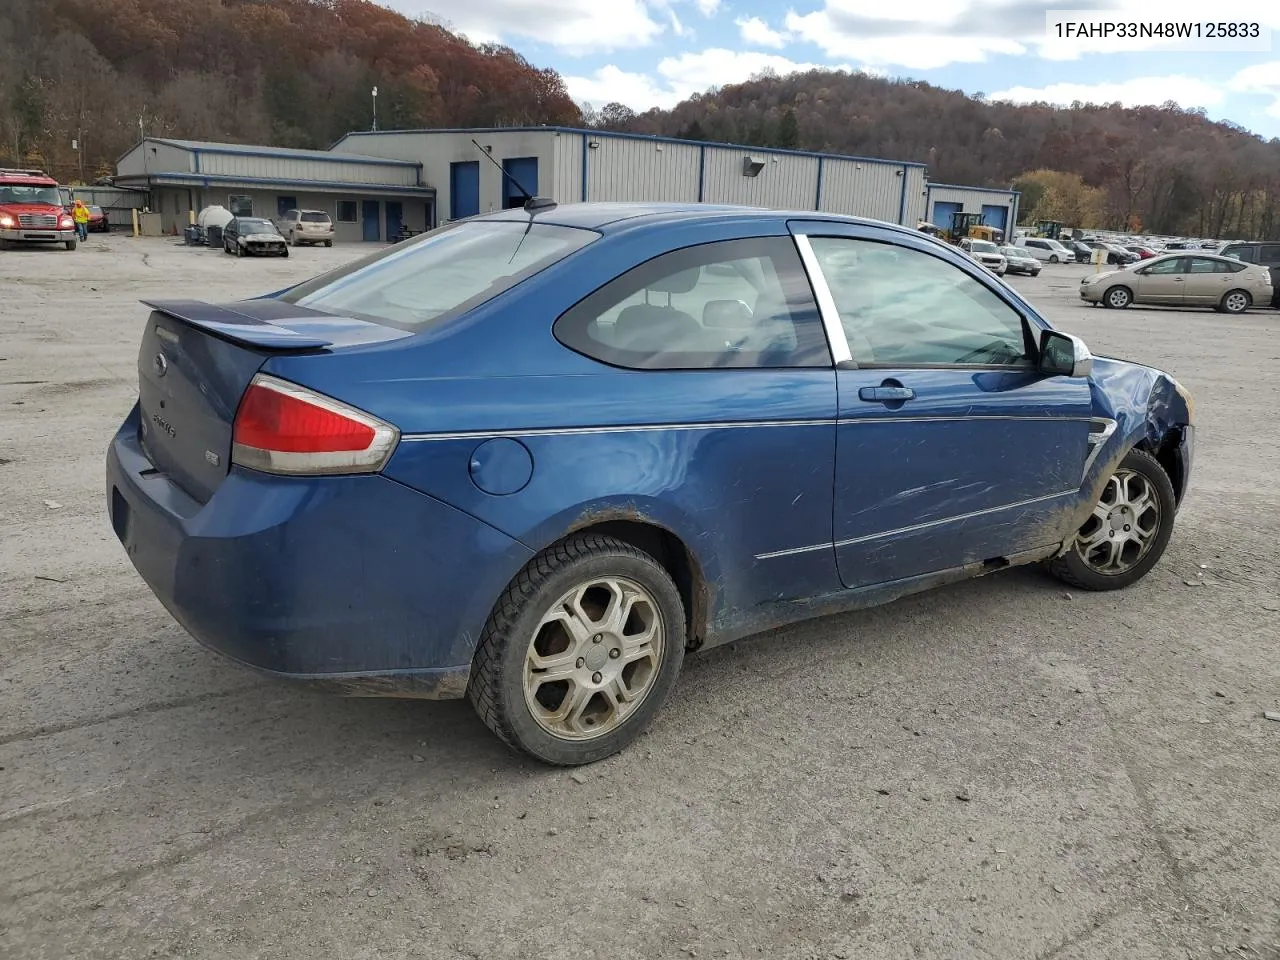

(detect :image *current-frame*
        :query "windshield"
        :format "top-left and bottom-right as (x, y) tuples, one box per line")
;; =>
(969, 241), (998, 254)
(1000, 246), (1023, 257)
(238, 219), (277, 233)
(0, 185), (62, 205)
(281, 219), (598, 331)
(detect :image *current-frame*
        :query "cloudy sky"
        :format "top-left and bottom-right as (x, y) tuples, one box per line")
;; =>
(381, 0), (1280, 137)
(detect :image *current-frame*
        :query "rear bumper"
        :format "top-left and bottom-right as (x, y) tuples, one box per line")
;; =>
(106, 404), (533, 698)
(0, 227), (76, 243)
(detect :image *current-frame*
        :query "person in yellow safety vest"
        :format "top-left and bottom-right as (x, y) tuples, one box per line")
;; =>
(72, 199), (91, 242)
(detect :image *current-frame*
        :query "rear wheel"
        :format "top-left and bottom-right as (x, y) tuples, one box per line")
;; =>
(468, 534), (686, 766)
(1047, 449), (1176, 591)
(1049, 254), (1060, 264)
(1104, 285), (1132, 309)
(1220, 289), (1251, 314)
(324, 239), (332, 247)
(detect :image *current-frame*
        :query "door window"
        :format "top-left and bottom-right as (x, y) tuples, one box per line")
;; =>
(554, 237), (830, 370)
(1143, 257), (1185, 275)
(806, 237), (1028, 367)
(1187, 257), (1219, 273)
(228, 195), (253, 217)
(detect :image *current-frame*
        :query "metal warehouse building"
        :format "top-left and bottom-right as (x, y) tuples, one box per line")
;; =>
(113, 138), (436, 241)
(333, 127), (930, 228)
(924, 182), (1020, 238)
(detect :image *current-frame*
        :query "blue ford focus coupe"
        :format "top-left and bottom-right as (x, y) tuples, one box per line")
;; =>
(107, 202), (1194, 765)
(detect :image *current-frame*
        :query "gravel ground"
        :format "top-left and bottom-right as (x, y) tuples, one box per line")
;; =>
(1, 235), (1278, 960)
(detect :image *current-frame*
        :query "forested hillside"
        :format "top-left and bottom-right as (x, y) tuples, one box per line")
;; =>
(0, 0), (579, 181)
(2, 0), (1277, 236)
(592, 70), (1280, 238)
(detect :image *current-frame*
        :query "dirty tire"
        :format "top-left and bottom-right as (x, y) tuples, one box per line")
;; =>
(1047, 448), (1177, 592)
(324, 239), (332, 247)
(65, 240), (77, 251)
(1104, 285), (1132, 309)
(1220, 289), (1251, 314)
(467, 534), (686, 766)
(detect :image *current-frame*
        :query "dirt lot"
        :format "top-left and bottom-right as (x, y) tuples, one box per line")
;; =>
(1, 235), (1278, 960)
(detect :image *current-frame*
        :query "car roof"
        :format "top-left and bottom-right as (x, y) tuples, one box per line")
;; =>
(469, 201), (929, 240)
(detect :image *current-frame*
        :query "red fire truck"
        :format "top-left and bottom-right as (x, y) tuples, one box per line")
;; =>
(0, 168), (78, 250)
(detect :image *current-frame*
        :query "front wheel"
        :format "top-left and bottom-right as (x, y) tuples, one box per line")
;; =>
(1046, 448), (1177, 591)
(65, 240), (78, 251)
(1220, 289), (1250, 314)
(1104, 285), (1132, 309)
(468, 534), (686, 766)
(1049, 254), (1060, 264)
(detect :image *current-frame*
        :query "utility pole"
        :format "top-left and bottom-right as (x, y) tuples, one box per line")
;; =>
(372, 87), (378, 131)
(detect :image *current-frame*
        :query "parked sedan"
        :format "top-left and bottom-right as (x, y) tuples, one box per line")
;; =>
(1062, 240), (1094, 263)
(1125, 244), (1157, 260)
(1085, 241), (1139, 265)
(223, 217), (289, 257)
(1000, 245), (1041, 276)
(107, 203), (1194, 766)
(1079, 252), (1272, 313)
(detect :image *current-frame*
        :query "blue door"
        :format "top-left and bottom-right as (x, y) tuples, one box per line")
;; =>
(502, 157), (538, 208)
(385, 201), (403, 242)
(981, 204), (1009, 235)
(931, 200), (961, 230)
(790, 222), (1095, 589)
(450, 161), (480, 220)
(362, 201), (380, 241)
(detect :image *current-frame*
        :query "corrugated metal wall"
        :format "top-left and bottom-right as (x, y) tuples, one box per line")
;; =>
(554, 131), (585, 202)
(340, 130), (569, 220)
(902, 167), (928, 226)
(927, 185), (1019, 221)
(818, 158), (906, 222)
(585, 136), (701, 203)
(116, 141), (192, 177)
(196, 151), (418, 187)
(702, 147), (819, 209)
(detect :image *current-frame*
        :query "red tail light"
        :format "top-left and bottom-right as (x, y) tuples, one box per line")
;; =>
(232, 374), (399, 475)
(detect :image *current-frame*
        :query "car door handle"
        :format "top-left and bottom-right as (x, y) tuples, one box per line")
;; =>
(859, 385), (915, 403)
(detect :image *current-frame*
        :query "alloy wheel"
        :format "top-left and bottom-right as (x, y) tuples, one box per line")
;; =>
(1224, 291), (1249, 313)
(1073, 468), (1162, 575)
(522, 576), (665, 741)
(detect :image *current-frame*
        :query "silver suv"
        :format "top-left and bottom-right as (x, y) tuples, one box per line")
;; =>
(277, 209), (334, 247)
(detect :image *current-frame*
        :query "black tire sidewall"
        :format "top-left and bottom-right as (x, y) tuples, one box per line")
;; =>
(488, 547), (686, 766)
(1055, 448), (1177, 590)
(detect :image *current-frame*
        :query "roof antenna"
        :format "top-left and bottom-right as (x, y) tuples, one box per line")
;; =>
(471, 139), (556, 214)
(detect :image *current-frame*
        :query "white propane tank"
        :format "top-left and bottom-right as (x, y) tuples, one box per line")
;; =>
(196, 205), (233, 230)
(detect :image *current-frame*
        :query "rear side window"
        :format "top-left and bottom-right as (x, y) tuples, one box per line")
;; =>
(302, 212), (331, 223)
(1260, 245), (1280, 264)
(1222, 245), (1254, 262)
(554, 237), (830, 370)
(282, 220), (597, 331)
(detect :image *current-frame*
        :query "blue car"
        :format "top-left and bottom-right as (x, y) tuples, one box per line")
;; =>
(106, 202), (1195, 765)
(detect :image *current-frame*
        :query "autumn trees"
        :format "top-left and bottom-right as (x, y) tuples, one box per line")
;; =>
(0, 0), (580, 183)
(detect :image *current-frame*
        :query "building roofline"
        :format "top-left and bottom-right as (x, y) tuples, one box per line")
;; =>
(117, 137), (423, 169)
(113, 171), (435, 195)
(331, 125), (929, 169)
(925, 182), (1019, 196)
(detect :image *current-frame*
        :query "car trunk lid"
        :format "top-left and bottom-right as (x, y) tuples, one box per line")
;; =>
(136, 298), (409, 502)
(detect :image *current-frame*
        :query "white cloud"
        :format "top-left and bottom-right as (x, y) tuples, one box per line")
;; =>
(1230, 61), (1280, 117)
(736, 16), (788, 49)
(783, 0), (1280, 70)
(988, 76), (1227, 111)
(692, 0), (721, 14)
(567, 49), (854, 110)
(381, 0), (664, 53)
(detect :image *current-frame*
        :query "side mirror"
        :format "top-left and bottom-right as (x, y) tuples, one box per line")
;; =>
(1039, 329), (1093, 378)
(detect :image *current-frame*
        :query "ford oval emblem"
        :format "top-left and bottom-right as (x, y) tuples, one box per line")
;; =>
(153, 352), (168, 377)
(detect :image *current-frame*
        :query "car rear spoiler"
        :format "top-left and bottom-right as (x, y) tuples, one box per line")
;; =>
(141, 299), (334, 350)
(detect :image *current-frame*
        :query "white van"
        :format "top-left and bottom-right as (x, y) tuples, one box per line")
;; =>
(1015, 237), (1073, 263)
